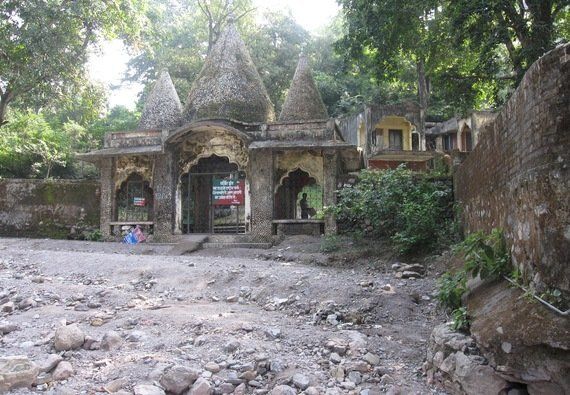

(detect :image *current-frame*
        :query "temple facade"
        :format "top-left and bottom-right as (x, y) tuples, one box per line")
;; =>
(79, 22), (360, 242)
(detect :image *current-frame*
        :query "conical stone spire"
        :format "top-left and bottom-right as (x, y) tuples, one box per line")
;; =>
(183, 22), (275, 123)
(279, 53), (328, 122)
(138, 70), (183, 130)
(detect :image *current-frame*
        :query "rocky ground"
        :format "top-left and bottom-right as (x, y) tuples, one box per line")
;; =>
(0, 236), (451, 394)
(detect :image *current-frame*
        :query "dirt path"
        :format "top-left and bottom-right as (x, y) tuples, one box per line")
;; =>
(0, 237), (448, 394)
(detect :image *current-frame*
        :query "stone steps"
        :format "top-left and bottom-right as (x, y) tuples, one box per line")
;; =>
(202, 242), (272, 249)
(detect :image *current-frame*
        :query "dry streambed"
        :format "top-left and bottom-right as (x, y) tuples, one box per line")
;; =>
(0, 238), (447, 394)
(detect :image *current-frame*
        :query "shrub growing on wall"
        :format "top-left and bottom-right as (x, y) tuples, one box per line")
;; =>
(330, 166), (453, 254)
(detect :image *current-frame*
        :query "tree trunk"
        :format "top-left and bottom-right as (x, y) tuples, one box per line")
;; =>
(417, 58), (429, 151)
(0, 97), (9, 127)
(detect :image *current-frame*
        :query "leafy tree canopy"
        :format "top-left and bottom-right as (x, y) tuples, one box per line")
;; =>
(0, 0), (147, 126)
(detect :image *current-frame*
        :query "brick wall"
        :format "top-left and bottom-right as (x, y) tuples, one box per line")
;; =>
(0, 179), (100, 238)
(455, 44), (570, 293)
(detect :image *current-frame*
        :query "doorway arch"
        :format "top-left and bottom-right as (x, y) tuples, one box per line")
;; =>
(178, 155), (247, 234)
(274, 168), (322, 219)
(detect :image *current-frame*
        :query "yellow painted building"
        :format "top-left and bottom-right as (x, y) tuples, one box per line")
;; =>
(372, 116), (414, 151)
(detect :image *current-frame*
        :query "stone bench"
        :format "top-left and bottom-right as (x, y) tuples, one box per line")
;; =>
(272, 219), (324, 237)
(109, 221), (154, 235)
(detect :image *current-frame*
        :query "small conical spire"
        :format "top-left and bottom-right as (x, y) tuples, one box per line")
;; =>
(138, 69), (182, 130)
(279, 53), (328, 122)
(183, 22), (275, 123)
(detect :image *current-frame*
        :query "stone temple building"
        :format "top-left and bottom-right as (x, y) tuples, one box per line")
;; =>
(79, 22), (360, 242)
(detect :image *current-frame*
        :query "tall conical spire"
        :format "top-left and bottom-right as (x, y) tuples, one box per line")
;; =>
(279, 53), (328, 122)
(138, 70), (182, 130)
(183, 22), (275, 123)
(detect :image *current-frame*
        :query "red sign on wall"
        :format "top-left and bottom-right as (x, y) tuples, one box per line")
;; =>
(212, 178), (245, 206)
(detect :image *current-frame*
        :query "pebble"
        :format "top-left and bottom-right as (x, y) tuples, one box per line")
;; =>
(133, 384), (166, 395)
(204, 362), (220, 373)
(101, 331), (123, 351)
(52, 361), (74, 381)
(292, 373), (310, 390)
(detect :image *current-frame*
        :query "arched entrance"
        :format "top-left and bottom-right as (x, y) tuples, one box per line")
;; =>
(274, 169), (323, 219)
(461, 125), (473, 151)
(179, 155), (246, 234)
(115, 173), (154, 222)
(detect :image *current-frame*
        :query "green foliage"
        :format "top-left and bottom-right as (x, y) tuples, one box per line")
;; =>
(451, 306), (470, 332)
(0, 0), (147, 125)
(0, 111), (70, 178)
(85, 229), (103, 242)
(437, 228), (512, 330)
(329, 166), (453, 254)
(455, 228), (510, 280)
(320, 235), (341, 253)
(437, 271), (467, 311)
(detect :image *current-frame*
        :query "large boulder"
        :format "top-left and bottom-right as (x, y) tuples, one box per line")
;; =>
(54, 324), (85, 351)
(467, 281), (570, 394)
(0, 355), (39, 392)
(159, 365), (200, 394)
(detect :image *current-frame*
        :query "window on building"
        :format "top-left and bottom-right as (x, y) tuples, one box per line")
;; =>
(443, 133), (456, 151)
(388, 129), (403, 150)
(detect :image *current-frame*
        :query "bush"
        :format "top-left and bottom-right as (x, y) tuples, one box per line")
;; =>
(320, 234), (341, 253)
(329, 166), (453, 254)
(438, 229), (511, 331)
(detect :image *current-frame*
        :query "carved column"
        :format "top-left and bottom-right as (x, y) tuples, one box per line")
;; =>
(152, 151), (175, 240)
(99, 158), (114, 238)
(248, 148), (273, 242)
(323, 150), (339, 235)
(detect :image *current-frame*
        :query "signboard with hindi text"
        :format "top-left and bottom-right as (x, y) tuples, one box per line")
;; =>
(212, 177), (244, 206)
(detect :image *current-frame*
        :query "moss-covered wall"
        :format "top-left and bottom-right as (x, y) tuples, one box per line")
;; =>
(0, 179), (100, 238)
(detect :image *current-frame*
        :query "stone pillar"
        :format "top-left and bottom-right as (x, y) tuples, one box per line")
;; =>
(99, 158), (114, 238)
(152, 152), (175, 240)
(323, 150), (338, 235)
(248, 149), (273, 242)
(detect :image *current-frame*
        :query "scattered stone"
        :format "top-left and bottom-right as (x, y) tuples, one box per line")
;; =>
(133, 384), (166, 395)
(340, 381), (356, 390)
(326, 314), (339, 325)
(292, 373), (310, 390)
(264, 327), (282, 339)
(0, 356), (39, 392)
(271, 385), (297, 395)
(400, 271), (422, 279)
(0, 322), (19, 334)
(17, 297), (36, 310)
(362, 353), (380, 366)
(52, 361), (74, 381)
(104, 377), (129, 393)
(240, 370), (257, 381)
(347, 371), (362, 385)
(219, 383), (235, 394)
(226, 295), (239, 303)
(159, 365), (200, 394)
(54, 324), (85, 351)
(204, 362), (220, 373)
(101, 331), (123, 351)
(233, 383), (246, 395)
(36, 354), (63, 373)
(380, 374), (394, 386)
(1, 302), (15, 313)
(224, 340), (240, 353)
(329, 353), (342, 364)
(330, 366), (345, 381)
(188, 377), (212, 395)
(305, 387), (320, 395)
(126, 330), (147, 342)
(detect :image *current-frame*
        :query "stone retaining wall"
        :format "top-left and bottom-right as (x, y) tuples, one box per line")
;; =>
(0, 179), (100, 238)
(454, 43), (570, 294)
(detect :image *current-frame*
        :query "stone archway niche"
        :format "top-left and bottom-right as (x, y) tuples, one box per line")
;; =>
(174, 129), (250, 234)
